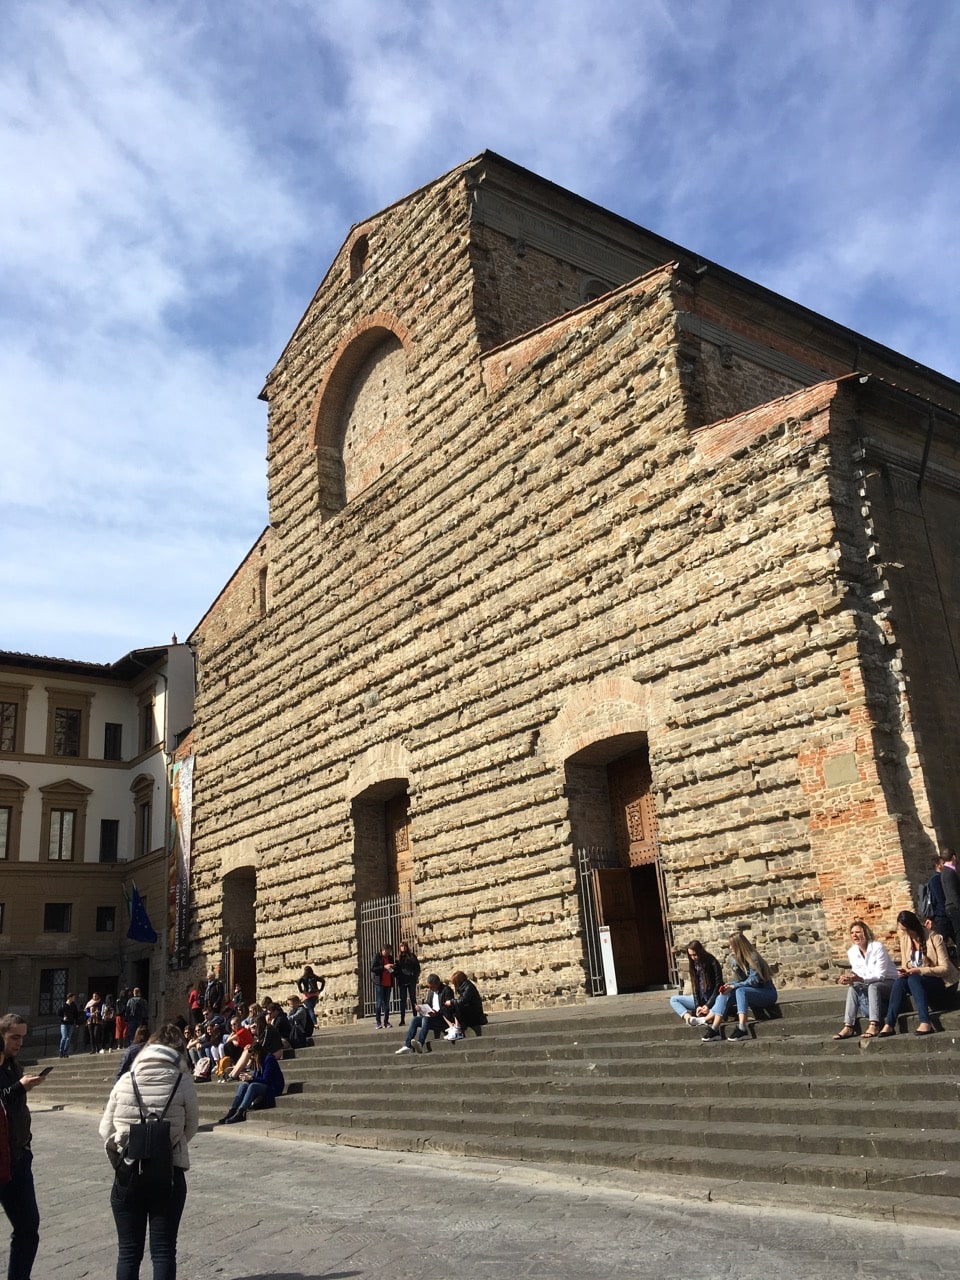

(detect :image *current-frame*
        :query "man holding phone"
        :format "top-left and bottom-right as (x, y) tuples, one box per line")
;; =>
(0, 1013), (46, 1279)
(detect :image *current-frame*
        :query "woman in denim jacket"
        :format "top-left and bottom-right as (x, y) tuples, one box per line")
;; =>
(700, 932), (777, 1042)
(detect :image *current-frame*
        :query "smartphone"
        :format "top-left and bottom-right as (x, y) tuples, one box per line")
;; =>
(38, 1066), (54, 1078)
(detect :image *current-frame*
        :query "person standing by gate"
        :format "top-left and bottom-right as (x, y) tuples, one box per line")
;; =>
(371, 948), (395, 1029)
(395, 942), (421, 1026)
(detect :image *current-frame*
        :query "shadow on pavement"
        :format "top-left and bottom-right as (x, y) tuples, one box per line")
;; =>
(230, 1274), (361, 1280)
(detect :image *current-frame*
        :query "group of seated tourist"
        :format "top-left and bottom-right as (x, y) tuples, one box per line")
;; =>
(833, 908), (959, 1039)
(186, 993), (316, 1079)
(670, 932), (779, 1041)
(669, 858), (960, 1043)
(393, 970), (487, 1054)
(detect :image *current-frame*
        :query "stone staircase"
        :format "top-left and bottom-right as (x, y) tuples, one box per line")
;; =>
(32, 988), (960, 1224)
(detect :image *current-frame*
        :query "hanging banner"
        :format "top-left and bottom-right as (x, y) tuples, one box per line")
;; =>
(168, 755), (194, 968)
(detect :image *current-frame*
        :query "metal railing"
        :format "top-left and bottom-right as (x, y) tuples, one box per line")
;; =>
(358, 890), (417, 1018)
(576, 846), (621, 996)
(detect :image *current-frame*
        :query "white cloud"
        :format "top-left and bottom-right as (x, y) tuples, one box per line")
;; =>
(1, 0), (958, 662)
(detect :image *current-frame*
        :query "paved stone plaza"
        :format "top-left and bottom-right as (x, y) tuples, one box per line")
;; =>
(21, 1108), (960, 1279)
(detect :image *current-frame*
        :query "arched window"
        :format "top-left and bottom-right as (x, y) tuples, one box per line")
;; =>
(312, 319), (411, 517)
(349, 234), (370, 281)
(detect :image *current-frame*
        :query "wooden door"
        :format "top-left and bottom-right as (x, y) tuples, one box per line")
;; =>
(604, 750), (669, 987)
(608, 752), (659, 866)
(592, 868), (646, 990)
(385, 794), (413, 901)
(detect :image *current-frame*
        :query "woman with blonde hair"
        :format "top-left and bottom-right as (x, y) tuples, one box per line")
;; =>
(833, 919), (898, 1039)
(700, 931), (778, 1042)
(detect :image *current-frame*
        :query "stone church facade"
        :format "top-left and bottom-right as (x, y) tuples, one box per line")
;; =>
(187, 152), (960, 1019)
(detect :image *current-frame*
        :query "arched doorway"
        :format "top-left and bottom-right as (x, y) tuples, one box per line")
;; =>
(222, 866), (256, 1008)
(566, 737), (671, 993)
(352, 781), (417, 1017)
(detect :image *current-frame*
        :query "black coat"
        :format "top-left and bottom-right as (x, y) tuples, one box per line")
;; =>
(396, 951), (421, 984)
(58, 1001), (83, 1026)
(449, 979), (486, 1029)
(419, 985), (454, 1028)
(0, 1057), (31, 1158)
(690, 952), (724, 1007)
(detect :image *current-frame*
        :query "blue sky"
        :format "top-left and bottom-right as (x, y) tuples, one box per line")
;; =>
(2, 0), (958, 663)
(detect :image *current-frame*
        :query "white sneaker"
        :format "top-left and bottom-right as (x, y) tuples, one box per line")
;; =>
(445, 1028), (464, 1042)
(395, 1045), (412, 1055)
(688, 1016), (707, 1027)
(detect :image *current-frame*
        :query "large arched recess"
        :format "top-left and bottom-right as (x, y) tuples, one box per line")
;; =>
(546, 677), (675, 993)
(311, 313), (412, 518)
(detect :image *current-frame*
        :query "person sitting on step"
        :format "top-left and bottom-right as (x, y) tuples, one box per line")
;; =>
(669, 940), (724, 1027)
(833, 919), (898, 1039)
(285, 995), (313, 1049)
(217, 1044), (285, 1125)
(220, 1014), (255, 1070)
(228, 1014), (282, 1078)
(877, 910), (959, 1038)
(442, 970), (487, 1041)
(700, 931), (778, 1042)
(395, 974), (454, 1054)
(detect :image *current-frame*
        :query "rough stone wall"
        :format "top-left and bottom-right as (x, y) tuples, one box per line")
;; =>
(854, 396), (960, 852)
(696, 339), (804, 425)
(187, 158), (956, 1018)
(470, 232), (602, 350)
(192, 529), (272, 649)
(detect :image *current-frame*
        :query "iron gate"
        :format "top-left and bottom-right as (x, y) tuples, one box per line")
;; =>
(576, 846), (621, 996)
(358, 890), (417, 1018)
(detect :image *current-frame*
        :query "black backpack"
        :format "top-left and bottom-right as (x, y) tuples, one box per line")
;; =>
(917, 881), (936, 924)
(121, 1073), (182, 1191)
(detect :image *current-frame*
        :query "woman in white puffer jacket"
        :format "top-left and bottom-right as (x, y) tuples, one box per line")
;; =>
(99, 1024), (199, 1280)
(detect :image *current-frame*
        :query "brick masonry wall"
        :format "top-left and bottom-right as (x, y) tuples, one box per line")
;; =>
(188, 161), (954, 1018)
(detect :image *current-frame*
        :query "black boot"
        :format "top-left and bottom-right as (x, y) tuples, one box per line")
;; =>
(225, 1109), (247, 1124)
(217, 1108), (238, 1125)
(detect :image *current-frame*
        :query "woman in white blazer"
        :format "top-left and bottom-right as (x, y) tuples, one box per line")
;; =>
(99, 1024), (199, 1280)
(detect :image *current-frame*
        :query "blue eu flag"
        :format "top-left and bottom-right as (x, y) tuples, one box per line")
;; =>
(127, 885), (158, 944)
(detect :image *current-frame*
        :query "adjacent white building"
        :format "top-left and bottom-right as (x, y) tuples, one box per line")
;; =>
(0, 644), (194, 1035)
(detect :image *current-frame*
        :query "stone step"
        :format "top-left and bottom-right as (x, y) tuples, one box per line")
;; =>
(243, 1085), (954, 1132)
(252, 1098), (960, 1162)
(229, 1114), (960, 1201)
(35, 988), (960, 1210)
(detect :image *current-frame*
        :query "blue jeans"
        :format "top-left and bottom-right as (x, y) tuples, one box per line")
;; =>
(374, 986), (392, 1025)
(669, 994), (698, 1020)
(111, 1166), (186, 1280)
(404, 1013), (444, 1048)
(843, 979), (894, 1025)
(710, 982), (778, 1019)
(884, 972), (946, 1028)
(59, 1023), (73, 1056)
(0, 1150), (40, 1280)
(230, 1082), (271, 1112)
